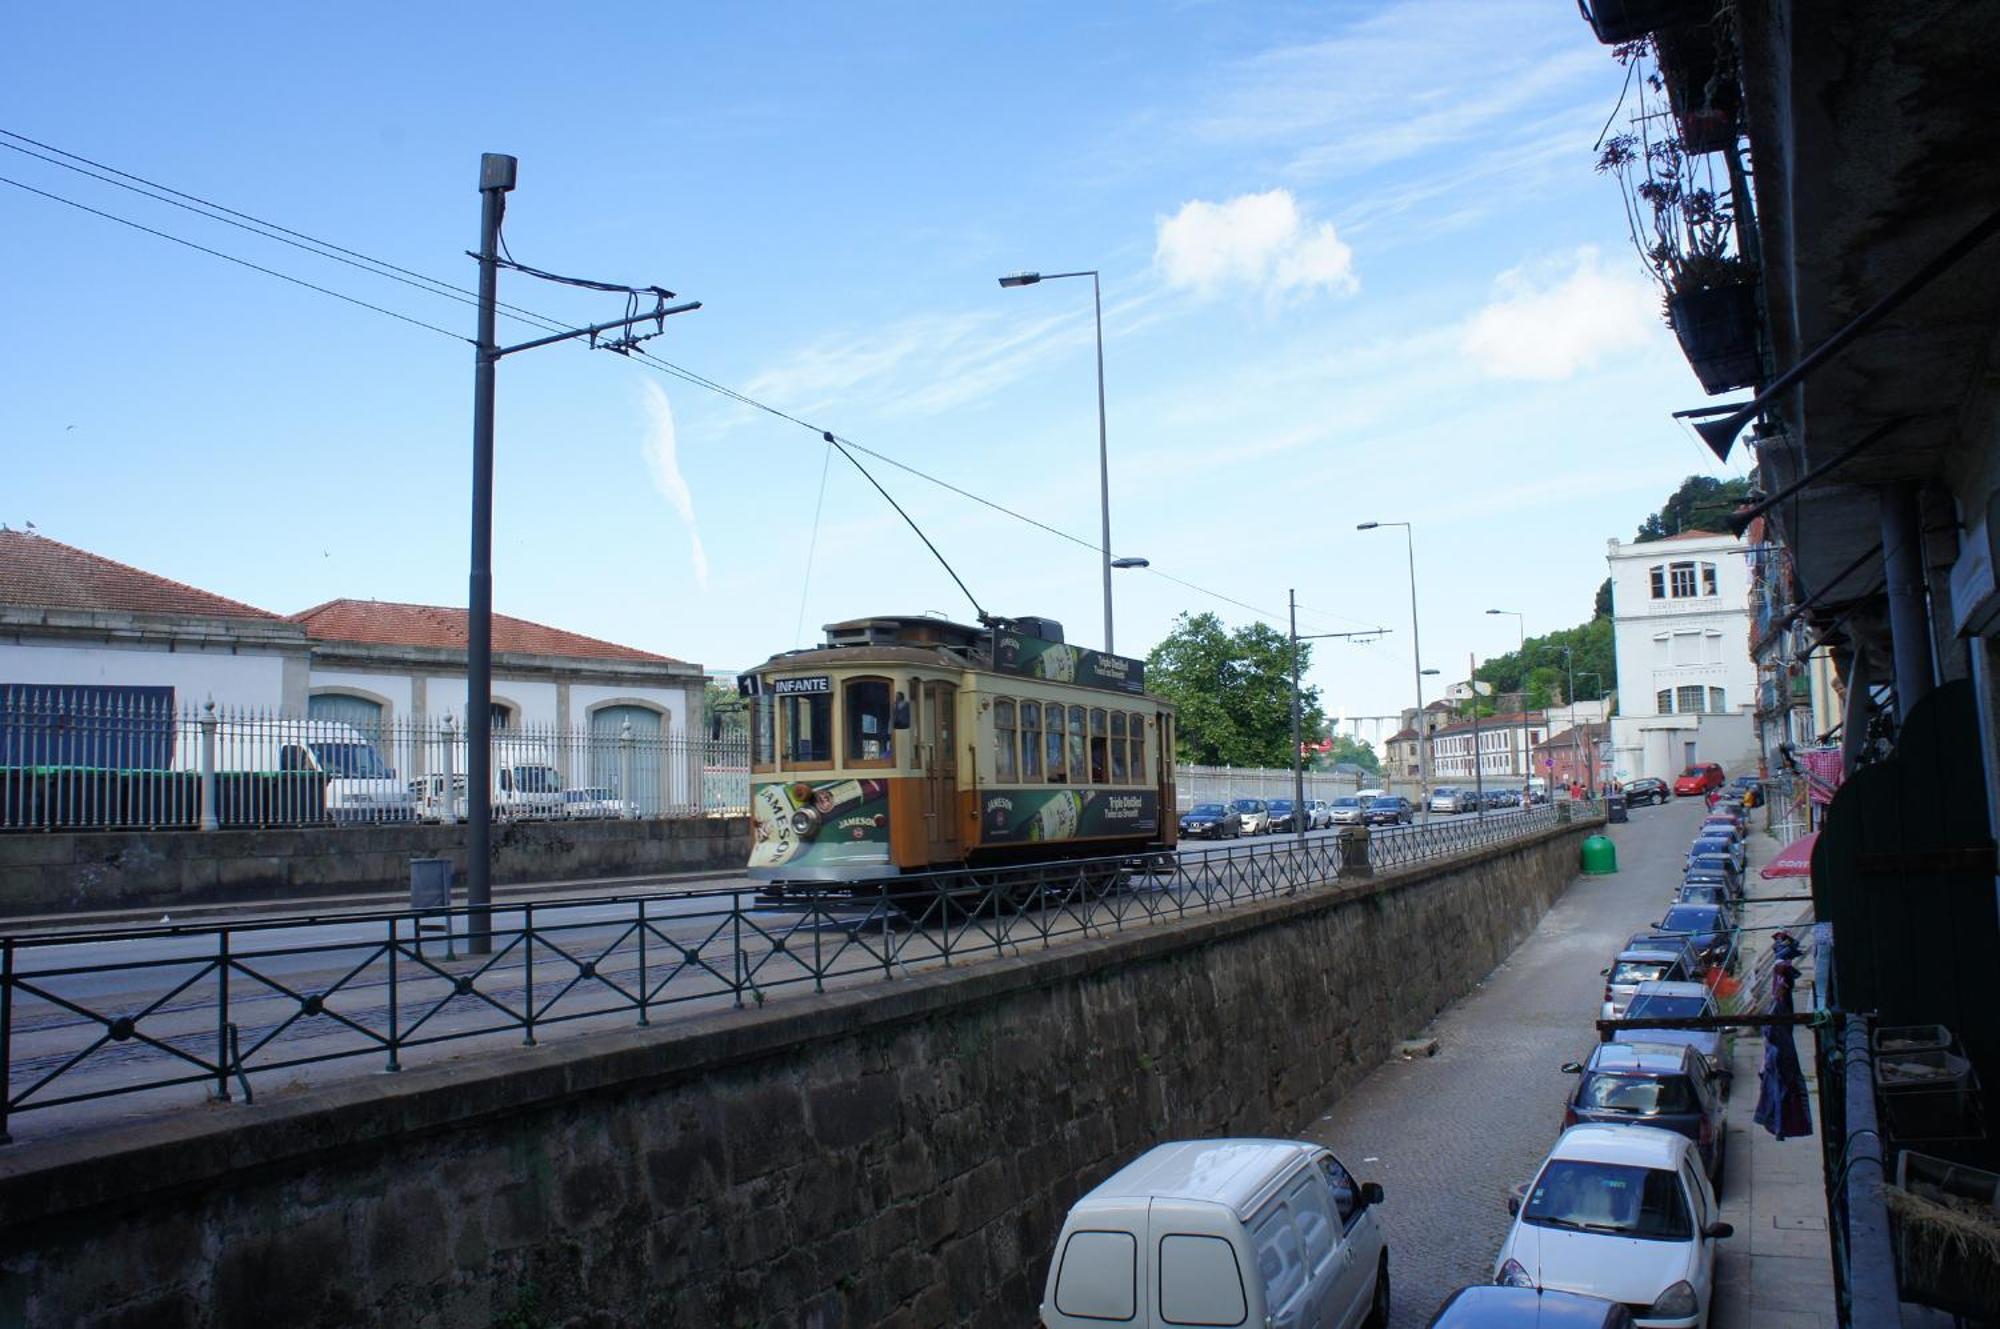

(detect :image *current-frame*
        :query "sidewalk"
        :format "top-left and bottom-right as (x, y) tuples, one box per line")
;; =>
(1712, 818), (1836, 1329)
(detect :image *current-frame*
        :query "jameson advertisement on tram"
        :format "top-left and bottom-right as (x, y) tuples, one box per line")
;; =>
(992, 632), (1146, 695)
(750, 778), (890, 870)
(980, 789), (1160, 845)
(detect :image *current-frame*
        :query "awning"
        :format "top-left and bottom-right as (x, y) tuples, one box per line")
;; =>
(1762, 831), (1819, 878)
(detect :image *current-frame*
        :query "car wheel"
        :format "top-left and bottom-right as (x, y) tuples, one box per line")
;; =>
(1364, 1252), (1390, 1329)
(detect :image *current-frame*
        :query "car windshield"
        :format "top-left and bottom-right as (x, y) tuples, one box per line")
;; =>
(1579, 1071), (1699, 1116)
(1663, 907), (1721, 934)
(1231, 800), (1262, 811)
(1375, 797), (1405, 808)
(562, 788), (608, 802)
(1680, 767), (1709, 778)
(1524, 1160), (1693, 1241)
(308, 742), (390, 778)
(1269, 800), (1294, 812)
(1189, 804), (1226, 816)
(1627, 993), (1708, 1019)
(1333, 798), (1359, 808)
(1610, 961), (1668, 985)
(513, 766), (561, 793)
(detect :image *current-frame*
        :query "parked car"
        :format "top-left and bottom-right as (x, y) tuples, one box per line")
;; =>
(1723, 775), (1762, 808)
(1179, 802), (1242, 839)
(1427, 1285), (1634, 1327)
(1309, 800), (1334, 830)
(1231, 798), (1271, 835)
(1686, 834), (1745, 874)
(1355, 787), (1388, 807)
(1363, 795), (1415, 826)
(1654, 904), (1735, 970)
(1495, 1124), (1731, 1324)
(1697, 816), (1744, 842)
(1040, 1137), (1389, 1329)
(1429, 786), (1474, 814)
(1672, 882), (1736, 914)
(559, 786), (632, 819)
(1559, 1044), (1728, 1181)
(1486, 787), (1519, 810)
(1266, 799), (1308, 833)
(1673, 764), (1726, 797)
(1602, 944), (1697, 1021)
(1328, 796), (1365, 826)
(1683, 854), (1743, 899)
(1622, 777), (1670, 807)
(1618, 980), (1735, 1085)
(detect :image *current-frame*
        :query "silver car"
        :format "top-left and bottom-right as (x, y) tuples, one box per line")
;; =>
(1327, 796), (1365, 826)
(1429, 786), (1474, 814)
(1229, 797), (1271, 834)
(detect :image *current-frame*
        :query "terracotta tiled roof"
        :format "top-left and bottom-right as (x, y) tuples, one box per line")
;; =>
(1430, 710), (1550, 740)
(1385, 728), (1419, 743)
(292, 599), (681, 664)
(1637, 529), (1734, 544)
(0, 531), (279, 620)
(1535, 723), (1608, 751)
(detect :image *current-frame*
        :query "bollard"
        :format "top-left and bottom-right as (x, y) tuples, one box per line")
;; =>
(619, 719), (637, 818)
(198, 700), (219, 832)
(1336, 825), (1372, 878)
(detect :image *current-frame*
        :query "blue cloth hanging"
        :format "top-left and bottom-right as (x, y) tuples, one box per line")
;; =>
(1753, 1026), (1814, 1140)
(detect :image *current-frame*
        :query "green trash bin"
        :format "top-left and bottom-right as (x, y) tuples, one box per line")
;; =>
(1581, 835), (1619, 875)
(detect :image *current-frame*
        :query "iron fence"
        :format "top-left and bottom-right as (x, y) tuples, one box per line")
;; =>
(0, 688), (752, 831)
(0, 803), (1577, 1139)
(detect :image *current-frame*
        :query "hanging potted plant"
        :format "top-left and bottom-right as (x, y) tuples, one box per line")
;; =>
(1597, 65), (1762, 395)
(1653, 20), (1741, 154)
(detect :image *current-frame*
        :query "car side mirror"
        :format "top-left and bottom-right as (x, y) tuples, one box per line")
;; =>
(1506, 1182), (1528, 1216)
(893, 695), (912, 730)
(1361, 1181), (1384, 1206)
(1705, 1220), (1734, 1240)
(1599, 968), (1610, 977)
(1560, 1061), (1583, 1074)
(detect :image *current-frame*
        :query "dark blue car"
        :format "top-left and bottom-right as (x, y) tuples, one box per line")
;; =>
(1658, 903), (1734, 967)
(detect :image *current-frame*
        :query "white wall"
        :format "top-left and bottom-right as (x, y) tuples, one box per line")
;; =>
(0, 641), (287, 709)
(1607, 535), (1757, 723)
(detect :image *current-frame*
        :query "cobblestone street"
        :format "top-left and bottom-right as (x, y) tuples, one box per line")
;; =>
(1300, 797), (1738, 1326)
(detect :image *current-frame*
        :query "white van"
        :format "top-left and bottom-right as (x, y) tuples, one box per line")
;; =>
(178, 718), (416, 824)
(1041, 1138), (1389, 1329)
(409, 740), (563, 821)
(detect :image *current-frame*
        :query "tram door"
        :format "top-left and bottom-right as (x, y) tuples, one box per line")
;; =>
(1157, 712), (1177, 833)
(921, 681), (961, 863)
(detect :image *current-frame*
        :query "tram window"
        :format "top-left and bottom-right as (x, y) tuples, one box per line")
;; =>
(1021, 702), (1043, 780)
(995, 700), (1018, 782)
(1069, 706), (1087, 782)
(1130, 712), (1146, 784)
(845, 678), (893, 767)
(1046, 707), (1066, 782)
(751, 696), (775, 771)
(1110, 712), (1128, 781)
(1090, 708), (1109, 784)
(781, 692), (833, 766)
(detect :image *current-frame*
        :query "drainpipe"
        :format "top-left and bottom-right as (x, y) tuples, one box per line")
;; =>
(1879, 483), (1937, 724)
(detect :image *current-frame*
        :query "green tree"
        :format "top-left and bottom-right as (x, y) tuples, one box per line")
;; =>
(1472, 617), (1615, 708)
(1594, 576), (1614, 619)
(1319, 735), (1380, 773)
(1145, 612), (1321, 768)
(1637, 475), (1751, 540)
(703, 679), (746, 737)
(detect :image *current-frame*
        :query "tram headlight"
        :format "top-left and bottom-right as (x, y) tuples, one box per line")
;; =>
(790, 806), (824, 838)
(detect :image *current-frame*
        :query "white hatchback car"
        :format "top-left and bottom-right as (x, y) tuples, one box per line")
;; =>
(1494, 1124), (1731, 1328)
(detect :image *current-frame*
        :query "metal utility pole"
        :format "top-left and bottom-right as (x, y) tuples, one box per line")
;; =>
(1469, 652), (1485, 816)
(1288, 602), (1391, 839)
(466, 153), (513, 954)
(462, 153), (701, 953)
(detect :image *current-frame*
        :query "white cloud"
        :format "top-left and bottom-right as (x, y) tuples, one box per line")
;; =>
(1154, 190), (1358, 299)
(640, 381), (710, 588)
(1459, 247), (1660, 381)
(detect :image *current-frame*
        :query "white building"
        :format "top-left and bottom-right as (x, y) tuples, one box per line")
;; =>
(1429, 711), (1551, 784)
(1605, 530), (1761, 782)
(1, 532), (708, 805)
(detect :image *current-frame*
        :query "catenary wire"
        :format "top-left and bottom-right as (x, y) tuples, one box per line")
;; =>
(0, 137), (1374, 634)
(0, 173), (469, 343)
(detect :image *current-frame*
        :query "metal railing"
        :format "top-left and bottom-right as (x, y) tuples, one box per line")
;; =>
(0, 803), (1579, 1139)
(0, 688), (751, 831)
(1817, 1012), (1905, 1328)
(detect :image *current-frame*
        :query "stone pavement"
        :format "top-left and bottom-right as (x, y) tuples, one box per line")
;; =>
(1710, 820), (1837, 1329)
(1300, 795), (1837, 1327)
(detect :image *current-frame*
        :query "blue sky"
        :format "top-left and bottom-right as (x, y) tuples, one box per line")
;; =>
(0, 2), (1747, 735)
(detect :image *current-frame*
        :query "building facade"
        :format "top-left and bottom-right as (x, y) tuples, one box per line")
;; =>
(1428, 710), (1551, 784)
(1605, 530), (1761, 782)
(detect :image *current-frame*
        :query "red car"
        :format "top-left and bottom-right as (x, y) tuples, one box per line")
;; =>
(1673, 763), (1725, 796)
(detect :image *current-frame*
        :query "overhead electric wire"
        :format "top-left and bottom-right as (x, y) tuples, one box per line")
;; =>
(0, 130), (1374, 634)
(0, 173), (469, 342)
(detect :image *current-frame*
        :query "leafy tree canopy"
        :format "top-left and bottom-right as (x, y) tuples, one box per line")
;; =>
(1145, 611), (1325, 767)
(1637, 475), (1751, 541)
(1321, 735), (1380, 773)
(1472, 617), (1615, 712)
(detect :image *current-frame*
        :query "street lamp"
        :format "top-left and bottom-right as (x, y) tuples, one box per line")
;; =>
(1285, 586), (1389, 839)
(1575, 668), (1602, 794)
(1000, 268), (1117, 653)
(1486, 608), (1528, 784)
(1360, 521), (1428, 799)
(1110, 556), (1149, 570)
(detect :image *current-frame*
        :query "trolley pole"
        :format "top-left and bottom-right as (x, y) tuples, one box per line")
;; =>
(466, 152), (514, 954)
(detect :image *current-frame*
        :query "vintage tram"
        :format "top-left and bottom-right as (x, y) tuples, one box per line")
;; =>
(741, 614), (1177, 905)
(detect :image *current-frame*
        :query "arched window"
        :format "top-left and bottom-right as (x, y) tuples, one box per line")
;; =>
(590, 704), (665, 813)
(309, 692), (385, 736)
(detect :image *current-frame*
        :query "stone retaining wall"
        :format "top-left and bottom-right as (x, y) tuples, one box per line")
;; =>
(0, 815), (750, 917)
(0, 818), (1597, 1328)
